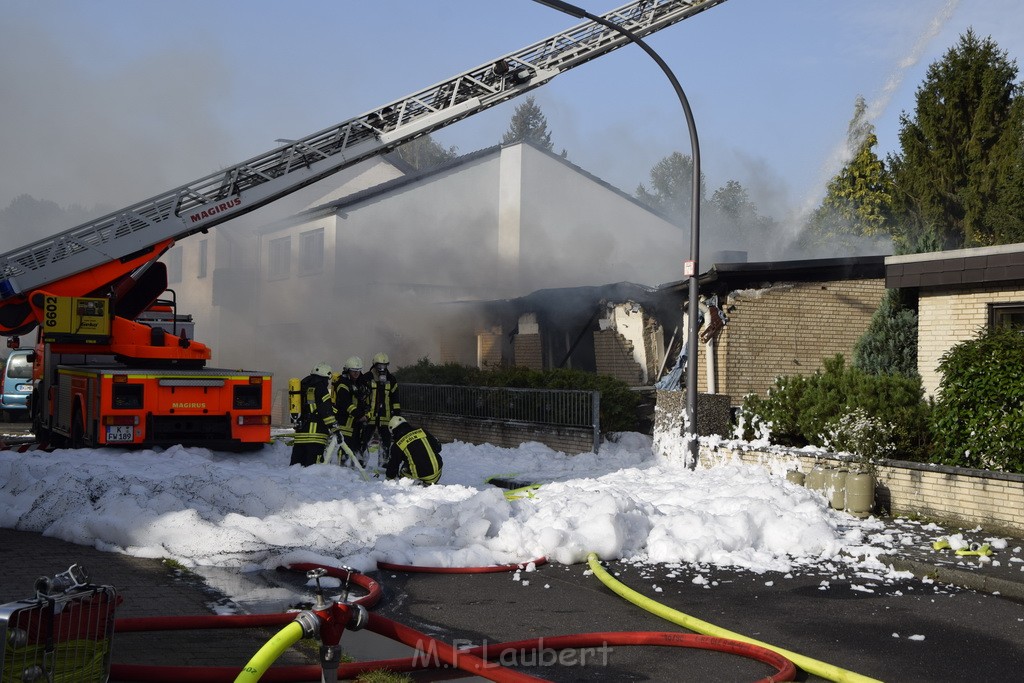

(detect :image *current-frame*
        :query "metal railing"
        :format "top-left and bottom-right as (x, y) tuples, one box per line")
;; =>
(401, 383), (600, 453)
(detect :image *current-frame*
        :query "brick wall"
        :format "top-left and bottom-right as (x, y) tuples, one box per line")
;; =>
(513, 333), (543, 370)
(478, 332), (504, 369)
(699, 445), (1024, 537)
(404, 411), (596, 455)
(917, 283), (1024, 398)
(594, 329), (645, 385)
(704, 279), (885, 403)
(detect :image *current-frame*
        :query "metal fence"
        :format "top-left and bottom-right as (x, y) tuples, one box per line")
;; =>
(401, 383), (601, 452)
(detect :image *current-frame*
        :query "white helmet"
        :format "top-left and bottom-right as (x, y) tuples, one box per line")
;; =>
(388, 416), (406, 431)
(372, 352), (390, 366)
(344, 356), (363, 372)
(311, 362), (333, 377)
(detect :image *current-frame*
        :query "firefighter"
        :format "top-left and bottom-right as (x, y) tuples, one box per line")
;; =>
(385, 416), (443, 485)
(332, 355), (368, 465)
(360, 352), (401, 455)
(290, 361), (338, 467)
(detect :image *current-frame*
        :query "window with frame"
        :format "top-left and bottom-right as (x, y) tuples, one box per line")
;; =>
(299, 228), (325, 275)
(989, 302), (1024, 329)
(268, 236), (291, 280)
(166, 247), (182, 284)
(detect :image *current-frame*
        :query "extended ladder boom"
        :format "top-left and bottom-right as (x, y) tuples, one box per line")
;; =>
(0, 0), (726, 303)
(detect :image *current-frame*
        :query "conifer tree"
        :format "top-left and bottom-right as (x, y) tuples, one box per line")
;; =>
(502, 96), (554, 151)
(888, 30), (1024, 252)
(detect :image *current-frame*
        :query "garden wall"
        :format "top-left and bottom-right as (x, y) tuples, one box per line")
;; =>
(701, 445), (1024, 537)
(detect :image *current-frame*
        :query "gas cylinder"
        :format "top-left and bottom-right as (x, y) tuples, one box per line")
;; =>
(845, 470), (875, 518)
(785, 469), (805, 486)
(827, 468), (848, 510)
(805, 464), (827, 494)
(288, 377), (302, 425)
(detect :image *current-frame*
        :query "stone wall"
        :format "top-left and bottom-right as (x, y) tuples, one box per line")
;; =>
(404, 411), (596, 455)
(702, 445), (1024, 537)
(654, 389), (732, 437)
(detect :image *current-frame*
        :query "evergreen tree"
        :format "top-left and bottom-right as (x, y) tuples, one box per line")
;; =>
(853, 289), (919, 378)
(888, 30), (1024, 252)
(502, 96), (554, 151)
(394, 134), (458, 170)
(801, 96), (895, 254)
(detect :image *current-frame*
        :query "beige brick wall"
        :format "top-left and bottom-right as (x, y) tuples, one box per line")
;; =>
(702, 445), (1024, 536)
(918, 283), (1024, 398)
(702, 279), (885, 404)
(513, 333), (543, 370)
(594, 329), (645, 386)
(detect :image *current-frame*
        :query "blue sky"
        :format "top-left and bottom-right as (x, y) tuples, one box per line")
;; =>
(2, 0), (1022, 235)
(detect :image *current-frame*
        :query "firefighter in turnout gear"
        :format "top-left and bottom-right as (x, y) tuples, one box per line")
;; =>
(360, 352), (401, 455)
(332, 356), (368, 466)
(290, 362), (338, 467)
(385, 416), (443, 485)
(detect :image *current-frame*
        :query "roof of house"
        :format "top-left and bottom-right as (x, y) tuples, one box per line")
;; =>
(256, 140), (676, 234)
(659, 254), (888, 296)
(885, 242), (1024, 289)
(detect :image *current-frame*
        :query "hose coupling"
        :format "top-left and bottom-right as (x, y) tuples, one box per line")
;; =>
(293, 610), (321, 639)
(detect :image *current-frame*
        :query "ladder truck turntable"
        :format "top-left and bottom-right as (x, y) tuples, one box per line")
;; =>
(0, 0), (726, 450)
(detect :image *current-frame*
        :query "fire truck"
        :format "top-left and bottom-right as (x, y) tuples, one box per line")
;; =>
(0, 0), (725, 449)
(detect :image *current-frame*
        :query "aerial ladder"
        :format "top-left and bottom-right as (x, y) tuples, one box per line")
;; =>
(0, 0), (727, 449)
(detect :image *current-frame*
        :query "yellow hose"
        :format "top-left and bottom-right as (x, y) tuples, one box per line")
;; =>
(586, 553), (883, 683)
(233, 620), (305, 683)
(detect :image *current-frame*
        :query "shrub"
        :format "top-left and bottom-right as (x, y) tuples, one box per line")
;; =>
(821, 408), (897, 471)
(740, 355), (931, 460)
(394, 360), (640, 433)
(930, 326), (1024, 472)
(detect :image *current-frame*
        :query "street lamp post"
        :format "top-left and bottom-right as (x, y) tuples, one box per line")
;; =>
(532, 0), (702, 468)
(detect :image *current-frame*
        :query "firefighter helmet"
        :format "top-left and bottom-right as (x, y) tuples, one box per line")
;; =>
(311, 362), (333, 377)
(372, 352), (390, 365)
(344, 356), (363, 372)
(388, 416), (406, 431)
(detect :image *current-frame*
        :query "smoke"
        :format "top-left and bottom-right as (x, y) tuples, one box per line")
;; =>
(0, 10), (234, 219)
(792, 0), (962, 233)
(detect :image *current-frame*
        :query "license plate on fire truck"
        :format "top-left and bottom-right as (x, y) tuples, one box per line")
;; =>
(106, 426), (134, 443)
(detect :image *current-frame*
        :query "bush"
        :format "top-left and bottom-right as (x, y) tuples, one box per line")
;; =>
(930, 327), (1024, 472)
(394, 360), (641, 433)
(740, 355), (931, 460)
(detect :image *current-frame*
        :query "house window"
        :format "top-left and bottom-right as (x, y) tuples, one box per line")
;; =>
(198, 239), (208, 278)
(990, 303), (1024, 329)
(268, 237), (291, 280)
(299, 228), (324, 275)
(166, 247), (182, 284)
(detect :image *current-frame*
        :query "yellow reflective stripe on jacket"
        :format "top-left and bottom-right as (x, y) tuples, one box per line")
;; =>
(396, 428), (440, 482)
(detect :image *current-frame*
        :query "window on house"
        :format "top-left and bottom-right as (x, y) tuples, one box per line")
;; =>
(268, 237), (291, 280)
(299, 228), (324, 275)
(989, 303), (1024, 329)
(166, 247), (182, 284)
(198, 239), (208, 278)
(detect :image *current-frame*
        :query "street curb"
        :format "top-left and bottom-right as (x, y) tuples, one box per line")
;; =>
(881, 554), (1024, 602)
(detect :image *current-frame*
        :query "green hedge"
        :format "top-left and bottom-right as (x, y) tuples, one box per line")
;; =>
(395, 359), (640, 433)
(930, 327), (1024, 472)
